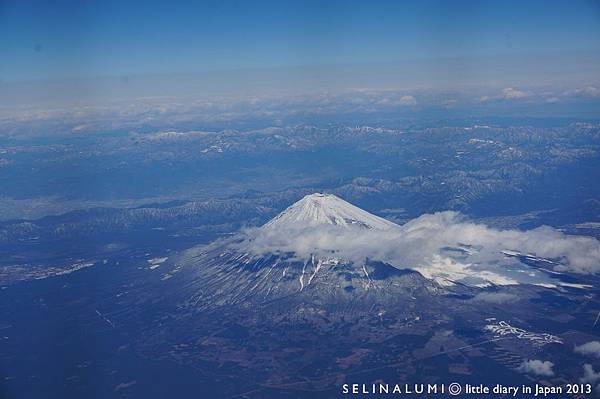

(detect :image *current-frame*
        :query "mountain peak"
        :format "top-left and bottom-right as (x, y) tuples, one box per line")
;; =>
(263, 193), (397, 230)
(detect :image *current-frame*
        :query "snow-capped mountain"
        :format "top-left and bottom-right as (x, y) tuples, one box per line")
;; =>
(173, 193), (593, 311)
(175, 193), (439, 309)
(264, 193), (397, 230)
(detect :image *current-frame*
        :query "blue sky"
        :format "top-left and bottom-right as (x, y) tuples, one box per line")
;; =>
(2, 0), (600, 82)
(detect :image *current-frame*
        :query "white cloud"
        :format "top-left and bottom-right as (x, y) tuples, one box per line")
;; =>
(561, 86), (600, 100)
(574, 86), (600, 98)
(238, 211), (600, 287)
(575, 341), (600, 358)
(478, 88), (529, 102)
(502, 87), (528, 99)
(517, 360), (555, 377)
(581, 364), (600, 384)
(398, 95), (417, 106)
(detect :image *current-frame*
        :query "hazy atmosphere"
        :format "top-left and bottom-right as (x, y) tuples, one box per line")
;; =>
(1, 1), (600, 398)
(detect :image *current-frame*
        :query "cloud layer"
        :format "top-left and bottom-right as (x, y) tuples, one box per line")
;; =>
(239, 211), (600, 287)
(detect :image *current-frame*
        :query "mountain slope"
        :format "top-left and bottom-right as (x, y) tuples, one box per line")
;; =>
(174, 192), (592, 303)
(173, 194), (444, 310)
